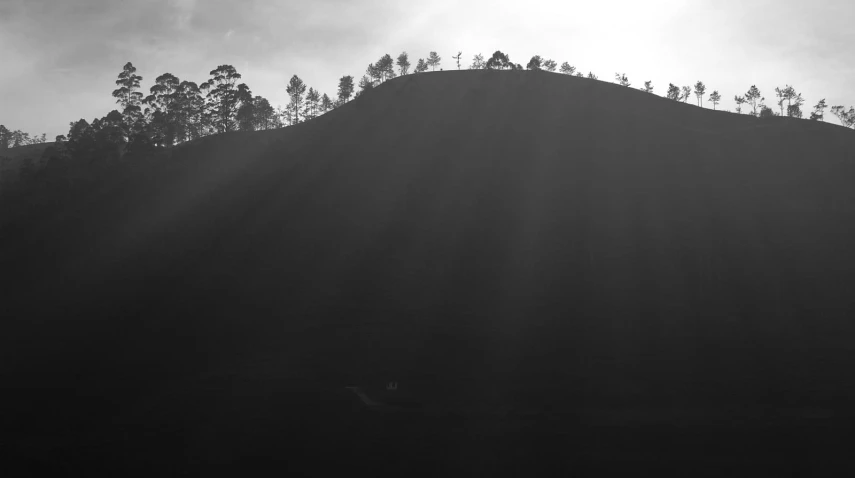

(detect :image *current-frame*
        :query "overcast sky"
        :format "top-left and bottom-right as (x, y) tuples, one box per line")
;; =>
(1, 0), (853, 139)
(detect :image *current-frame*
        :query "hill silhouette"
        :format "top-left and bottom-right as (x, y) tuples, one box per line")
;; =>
(3, 70), (855, 475)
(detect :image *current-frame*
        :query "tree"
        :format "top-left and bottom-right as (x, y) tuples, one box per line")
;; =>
(414, 58), (429, 73)
(586, 72), (598, 79)
(745, 85), (761, 116)
(759, 105), (775, 119)
(575, 71), (583, 77)
(286, 74), (307, 124)
(377, 54), (396, 82)
(337, 75), (354, 104)
(615, 73), (630, 87)
(304, 87), (320, 120)
(693, 81), (706, 107)
(666, 83), (681, 100)
(111, 62), (144, 123)
(543, 59), (557, 72)
(366, 62), (383, 86)
(485, 51), (512, 70)
(452, 51), (462, 69)
(681, 86), (692, 103)
(237, 98), (256, 131)
(65, 119), (97, 161)
(143, 72), (181, 145)
(173, 81), (208, 141)
(0, 125), (9, 150)
(427, 51), (441, 71)
(321, 93), (333, 114)
(203, 65), (247, 133)
(641, 80), (653, 93)
(470, 53), (486, 69)
(526, 55), (543, 70)
(396, 52), (411, 75)
(251, 96), (277, 130)
(787, 92), (804, 118)
(830, 105), (855, 128)
(708, 90), (721, 110)
(559, 62), (576, 75)
(774, 86), (786, 116)
(734, 95), (746, 114)
(811, 99), (827, 121)
(358, 75), (374, 94)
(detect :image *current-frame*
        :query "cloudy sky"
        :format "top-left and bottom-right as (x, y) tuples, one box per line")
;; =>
(1, 0), (853, 139)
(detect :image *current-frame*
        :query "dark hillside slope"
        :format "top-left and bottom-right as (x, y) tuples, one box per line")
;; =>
(4, 70), (855, 474)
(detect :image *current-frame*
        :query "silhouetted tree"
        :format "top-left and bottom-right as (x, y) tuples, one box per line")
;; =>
(427, 52), (441, 71)
(203, 65), (247, 133)
(470, 53), (485, 69)
(734, 95), (746, 114)
(321, 93), (333, 114)
(575, 71), (583, 77)
(641, 80), (653, 93)
(366, 62), (383, 86)
(358, 75), (374, 94)
(681, 86), (691, 103)
(693, 81), (706, 107)
(337, 75), (354, 104)
(708, 90), (721, 110)
(526, 55), (543, 70)
(143, 72), (181, 145)
(396, 52), (411, 75)
(811, 99), (827, 121)
(774, 86), (787, 116)
(485, 51), (512, 70)
(65, 119), (96, 161)
(252, 96), (277, 130)
(377, 54), (396, 82)
(174, 81), (207, 141)
(543, 59), (557, 72)
(615, 73), (630, 87)
(0, 125), (9, 150)
(304, 87), (321, 120)
(745, 85), (761, 116)
(286, 74), (307, 124)
(586, 72), (598, 79)
(112, 62), (144, 127)
(830, 105), (855, 128)
(759, 105), (775, 119)
(414, 58), (429, 73)
(666, 83), (681, 100)
(787, 92), (804, 118)
(559, 62), (576, 75)
(452, 51), (462, 69)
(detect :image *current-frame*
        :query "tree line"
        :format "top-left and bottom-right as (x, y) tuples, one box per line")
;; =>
(0, 126), (49, 150)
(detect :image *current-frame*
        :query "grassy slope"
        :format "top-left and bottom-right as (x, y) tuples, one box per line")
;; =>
(3, 70), (855, 475)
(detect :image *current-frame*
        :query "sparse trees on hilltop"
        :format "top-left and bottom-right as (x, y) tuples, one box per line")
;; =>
(286, 74), (307, 124)
(615, 73), (630, 87)
(396, 52), (410, 75)
(666, 83), (681, 100)
(452, 51), (462, 69)
(708, 90), (721, 110)
(543, 59), (557, 72)
(526, 55), (543, 70)
(831, 105), (855, 128)
(337, 75), (354, 104)
(734, 95), (746, 114)
(745, 85), (761, 116)
(427, 51), (441, 71)
(811, 99), (827, 121)
(485, 51), (512, 70)
(559, 62), (576, 75)
(586, 72), (598, 80)
(693, 81), (706, 107)
(415, 58), (429, 73)
(642, 80), (653, 93)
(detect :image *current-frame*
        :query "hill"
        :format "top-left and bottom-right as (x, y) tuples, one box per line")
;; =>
(3, 70), (855, 475)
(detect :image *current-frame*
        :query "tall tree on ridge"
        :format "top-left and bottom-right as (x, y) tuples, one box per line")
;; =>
(286, 74), (307, 124)
(708, 90), (721, 110)
(204, 65), (247, 133)
(414, 58), (429, 73)
(452, 51), (462, 69)
(811, 98), (827, 121)
(337, 75), (354, 104)
(734, 95), (746, 114)
(693, 81), (706, 107)
(745, 85), (761, 116)
(666, 83), (681, 100)
(427, 51), (441, 71)
(396, 52), (411, 75)
(526, 55), (543, 70)
(641, 80), (653, 93)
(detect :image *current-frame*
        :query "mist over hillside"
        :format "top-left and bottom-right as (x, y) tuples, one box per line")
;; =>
(4, 70), (855, 475)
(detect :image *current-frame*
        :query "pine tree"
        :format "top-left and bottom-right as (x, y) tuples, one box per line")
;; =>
(586, 72), (598, 80)
(693, 81), (706, 107)
(337, 75), (354, 104)
(427, 51), (441, 71)
(666, 83), (681, 100)
(415, 58), (429, 73)
(526, 55), (543, 70)
(396, 52), (411, 75)
(811, 99), (827, 121)
(559, 62), (576, 75)
(542, 59), (557, 72)
(377, 54), (396, 82)
(286, 74), (307, 124)
(681, 86), (692, 103)
(734, 95), (746, 114)
(641, 80), (653, 93)
(745, 85), (761, 116)
(708, 90), (721, 110)
(321, 93), (333, 114)
(615, 73), (630, 87)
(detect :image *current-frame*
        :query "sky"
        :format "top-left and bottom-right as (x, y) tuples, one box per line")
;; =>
(1, 0), (854, 139)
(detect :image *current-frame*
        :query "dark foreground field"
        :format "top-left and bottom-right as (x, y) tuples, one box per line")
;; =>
(3, 70), (855, 476)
